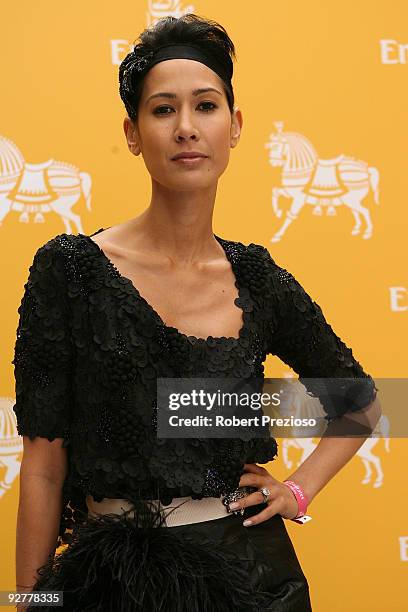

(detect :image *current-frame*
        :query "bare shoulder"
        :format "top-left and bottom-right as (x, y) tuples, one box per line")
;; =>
(88, 223), (121, 244)
(88, 221), (163, 274)
(88, 222), (134, 257)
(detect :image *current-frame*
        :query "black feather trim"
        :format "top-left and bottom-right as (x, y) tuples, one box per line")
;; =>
(28, 499), (271, 612)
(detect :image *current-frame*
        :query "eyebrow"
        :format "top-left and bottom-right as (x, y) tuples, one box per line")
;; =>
(145, 87), (223, 104)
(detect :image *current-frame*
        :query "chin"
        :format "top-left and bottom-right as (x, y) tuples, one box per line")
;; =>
(159, 174), (219, 191)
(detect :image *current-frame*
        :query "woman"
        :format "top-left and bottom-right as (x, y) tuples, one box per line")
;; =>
(13, 13), (380, 612)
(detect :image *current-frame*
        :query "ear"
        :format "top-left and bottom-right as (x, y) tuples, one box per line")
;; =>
(230, 106), (243, 149)
(123, 116), (141, 155)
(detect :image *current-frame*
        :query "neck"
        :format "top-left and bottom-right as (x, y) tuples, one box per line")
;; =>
(129, 182), (222, 265)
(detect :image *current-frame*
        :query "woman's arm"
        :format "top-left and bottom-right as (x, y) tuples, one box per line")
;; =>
(230, 248), (382, 523)
(16, 437), (68, 596)
(11, 239), (74, 609)
(285, 394), (382, 504)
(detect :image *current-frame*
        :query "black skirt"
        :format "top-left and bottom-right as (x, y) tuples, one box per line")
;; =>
(29, 500), (312, 612)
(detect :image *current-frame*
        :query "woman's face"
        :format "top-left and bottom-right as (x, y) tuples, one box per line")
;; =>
(123, 58), (242, 192)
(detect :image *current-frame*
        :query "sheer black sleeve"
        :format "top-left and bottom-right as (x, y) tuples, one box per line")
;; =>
(12, 239), (73, 442)
(262, 249), (378, 422)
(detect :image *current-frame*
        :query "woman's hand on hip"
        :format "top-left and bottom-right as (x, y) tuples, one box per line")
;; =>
(229, 463), (299, 526)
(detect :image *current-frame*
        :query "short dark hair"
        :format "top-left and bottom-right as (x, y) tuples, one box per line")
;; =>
(119, 13), (237, 122)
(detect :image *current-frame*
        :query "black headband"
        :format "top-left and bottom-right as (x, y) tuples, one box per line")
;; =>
(121, 42), (233, 96)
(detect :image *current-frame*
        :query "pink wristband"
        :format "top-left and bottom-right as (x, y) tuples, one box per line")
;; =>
(283, 480), (309, 522)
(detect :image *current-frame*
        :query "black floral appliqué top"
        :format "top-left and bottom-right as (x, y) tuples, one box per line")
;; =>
(12, 228), (377, 546)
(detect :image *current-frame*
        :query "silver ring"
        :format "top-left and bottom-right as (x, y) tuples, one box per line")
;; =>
(259, 487), (271, 504)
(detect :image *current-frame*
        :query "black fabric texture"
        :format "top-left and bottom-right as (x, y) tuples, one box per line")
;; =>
(12, 227), (377, 553)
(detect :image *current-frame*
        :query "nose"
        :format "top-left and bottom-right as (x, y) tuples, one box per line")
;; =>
(174, 108), (199, 142)
(176, 133), (197, 141)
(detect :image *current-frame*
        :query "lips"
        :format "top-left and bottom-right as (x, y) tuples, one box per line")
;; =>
(172, 152), (208, 160)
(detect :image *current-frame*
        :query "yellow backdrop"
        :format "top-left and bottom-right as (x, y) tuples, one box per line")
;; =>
(1, 1), (407, 610)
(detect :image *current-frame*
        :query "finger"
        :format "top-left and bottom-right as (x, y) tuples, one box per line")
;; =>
(238, 473), (264, 488)
(243, 501), (282, 527)
(243, 465), (280, 486)
(244, 464), (270, 477)
(243, 463), (267, 475)
(229, 490), (266, 510)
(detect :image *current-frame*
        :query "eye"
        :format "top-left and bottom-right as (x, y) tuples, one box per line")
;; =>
(153, 106), (173, 115)
(153, 101), (218, 115)
(198, 101), (217, 112)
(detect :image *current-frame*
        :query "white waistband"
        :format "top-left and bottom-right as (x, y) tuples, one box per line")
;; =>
(86, 495), (232, 527)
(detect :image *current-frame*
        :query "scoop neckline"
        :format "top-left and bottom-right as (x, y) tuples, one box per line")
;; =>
(81, 227), (250, 345)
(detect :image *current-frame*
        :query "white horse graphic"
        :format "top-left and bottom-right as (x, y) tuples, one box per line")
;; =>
(265, 122), (380, 242)
(147, 1), (194, 26)
(0, 397), (23, 498)
(0, 135), (92, 234)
